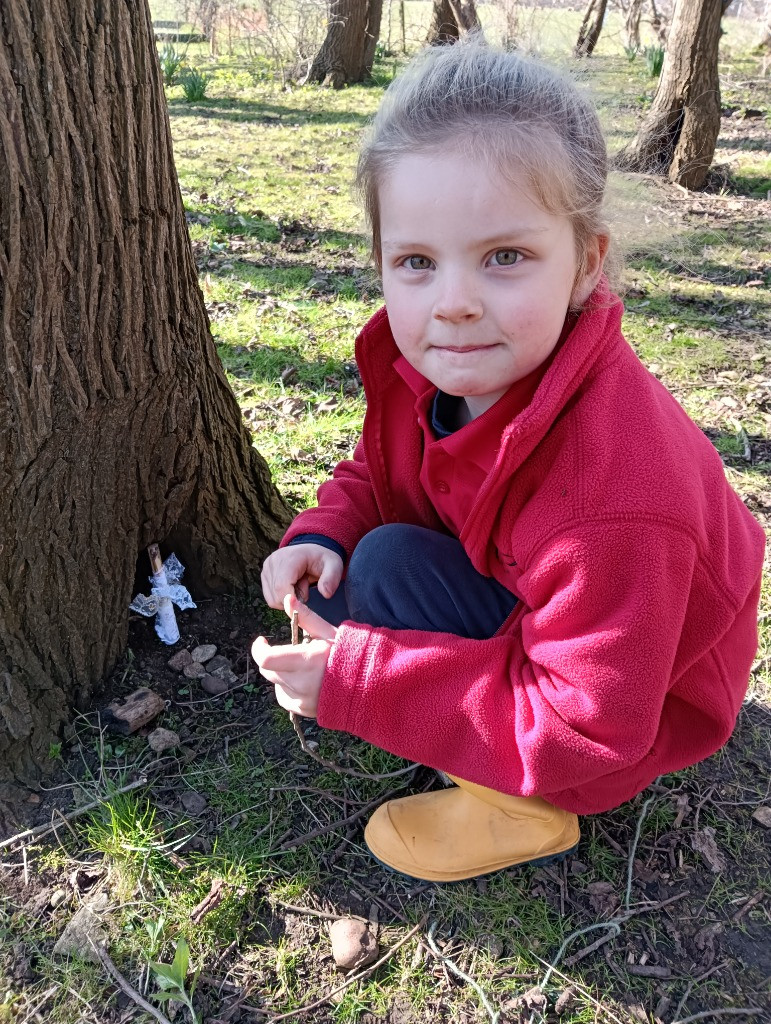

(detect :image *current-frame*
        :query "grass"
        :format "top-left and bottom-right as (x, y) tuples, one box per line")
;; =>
(2, 14), (770, 1024)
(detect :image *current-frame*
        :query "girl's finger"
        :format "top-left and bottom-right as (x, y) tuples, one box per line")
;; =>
(284, 593), (336, 642)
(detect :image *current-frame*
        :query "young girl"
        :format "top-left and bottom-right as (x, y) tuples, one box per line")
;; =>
(253, 42), (765, 882)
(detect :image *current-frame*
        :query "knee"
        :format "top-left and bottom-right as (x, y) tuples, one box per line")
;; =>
(347, 524), (419, 585)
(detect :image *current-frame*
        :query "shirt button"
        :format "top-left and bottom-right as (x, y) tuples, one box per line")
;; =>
(435, 480), (450, 493)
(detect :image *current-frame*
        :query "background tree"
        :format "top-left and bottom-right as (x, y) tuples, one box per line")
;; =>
(615, 0), (728, 188)
(0, 0), (291, 801)
(426, 0), (482, 45)
(306, 0), (384, 88)
(574, 0), (609, 56)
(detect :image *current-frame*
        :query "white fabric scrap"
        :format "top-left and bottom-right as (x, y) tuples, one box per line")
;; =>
(129, 552), (196, 644)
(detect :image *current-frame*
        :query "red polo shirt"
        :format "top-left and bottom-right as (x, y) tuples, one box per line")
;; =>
(394, 352), (557, 538)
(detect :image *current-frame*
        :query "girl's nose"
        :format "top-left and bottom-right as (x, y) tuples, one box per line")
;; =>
(432, 273), (483, 323)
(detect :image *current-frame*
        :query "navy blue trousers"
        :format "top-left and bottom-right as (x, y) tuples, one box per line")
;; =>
(308, 524), (517, 638)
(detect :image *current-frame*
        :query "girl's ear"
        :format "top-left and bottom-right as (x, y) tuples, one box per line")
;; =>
(572, 233), (610, 306)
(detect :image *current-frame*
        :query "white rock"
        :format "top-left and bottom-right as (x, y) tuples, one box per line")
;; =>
(751, 805), (771, 828)
(53, 894), (109, 962)
(147, 728), (180, 752)
(191, 644), (217, 663)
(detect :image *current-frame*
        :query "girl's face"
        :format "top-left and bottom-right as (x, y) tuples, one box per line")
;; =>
(379, 150), (606, 420)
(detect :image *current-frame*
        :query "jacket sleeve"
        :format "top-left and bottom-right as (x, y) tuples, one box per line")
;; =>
(317, 520), (707, 800)
(280, 438), (384, 562)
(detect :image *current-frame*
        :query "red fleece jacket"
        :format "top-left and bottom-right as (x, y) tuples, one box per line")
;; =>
(281, 282), (766, 814)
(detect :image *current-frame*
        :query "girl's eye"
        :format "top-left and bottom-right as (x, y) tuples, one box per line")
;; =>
(404, 256), (433, 271)
(490, 250), (521, 267)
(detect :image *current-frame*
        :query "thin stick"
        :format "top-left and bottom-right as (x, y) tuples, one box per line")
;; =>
(278, 792), (399, 851)
(19, 985), (58, 1024)
(562, 926), (620, 967)
(532, 954), (628, 1024)
(539, 891), (689, 986)
(426, 922), (500, 1024)
(287, 609), (418, 782)
(264, 919), (425, 1023)
(89, 939), (174, 1024)
(625, 780), (661, 910)
(270, 900), (370, 924)
(672, 1010), (764, 1024)
(0, 777), (147, 853)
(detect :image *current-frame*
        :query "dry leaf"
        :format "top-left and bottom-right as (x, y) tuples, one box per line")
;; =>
(690, 827), (727, 872)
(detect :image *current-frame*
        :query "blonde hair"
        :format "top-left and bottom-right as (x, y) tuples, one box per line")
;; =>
(356, 39), (612, 293)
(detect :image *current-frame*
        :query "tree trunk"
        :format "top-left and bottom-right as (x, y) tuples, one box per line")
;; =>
(614, 0), (724, 189)
(0, 0), (291, 801)
(307, 0), (384, 88)
(575, 0), (609, 57)
(624, 0), (644, 50)
(426, 0), (482, 45)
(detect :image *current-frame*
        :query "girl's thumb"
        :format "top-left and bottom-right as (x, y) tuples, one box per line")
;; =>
(283, 592), (336, 642)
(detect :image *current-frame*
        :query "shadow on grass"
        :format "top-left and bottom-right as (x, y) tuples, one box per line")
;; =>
(168, 97), (371, 126)
(218, 342), (357, 390)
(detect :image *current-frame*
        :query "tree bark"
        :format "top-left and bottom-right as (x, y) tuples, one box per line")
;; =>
(307, 0), (384, 88)
(0, 0), (291, 799)
(614, 0), (724, 189)
(426, 0), (482, 45)
(575, 0), (609, 57)
(623, 0), (644, 51)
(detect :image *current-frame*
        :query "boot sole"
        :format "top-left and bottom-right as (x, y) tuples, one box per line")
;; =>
(369, 841), (580, 884)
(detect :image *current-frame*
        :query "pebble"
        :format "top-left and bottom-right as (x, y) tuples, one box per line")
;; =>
(752, 805), (771, 828)
(205, 654), (231, 675)
(52, 894), (109, 962)
(201, 674), (229, 696)
(147, 728), (180, 753)
(168, 649), (193, 672)
(191, 644), (217, 663)
(183, 661), (206, 679)
(180, 791), (208, 816)
(329, 919), (378, 970)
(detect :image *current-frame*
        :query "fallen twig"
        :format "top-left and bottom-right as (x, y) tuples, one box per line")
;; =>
(270, 899), (370, 924)
(562, 925), (620, 968)
(425, 921), (501, 1024)
(541, 891), (689, 984)
(0, 777), (148, 853)
(288, 611), (419, 782)
(89, 938), (174, 1024)
(532, 954), (628, 1024)
(277, 791), (400, 851)
(671, 1010), (764, 1024)
(625, 779), (661, 910)
(19, 984), (58, 1024)
(264, 918), (426, 1023)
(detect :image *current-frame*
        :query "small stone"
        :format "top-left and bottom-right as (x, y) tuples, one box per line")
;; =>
(180, 791), (208, 816)
(52, 894), (108, 961)
(329, 919), (378, 970)
(50, 889), (68, 908)
(191, 644), (217, 663)
(183, 661), (206, 679)
(26, 792), (41, 804)
(168, 649), (193, 672)
(201, 674), (229, 696)
(205, 655), (231, 674)
(210, 665), (238, 686)
(751, 805), (771, 828)
(147, 728), (180, 753)
(555, 988), (577, 1015)
(569, 859), (588, 875)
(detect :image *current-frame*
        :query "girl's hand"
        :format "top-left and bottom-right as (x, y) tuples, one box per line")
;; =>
(252, 595), (337, 718)
(261, 543), (344, 607)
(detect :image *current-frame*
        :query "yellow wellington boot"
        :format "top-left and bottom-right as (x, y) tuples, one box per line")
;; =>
(364, 776), (579, 883)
